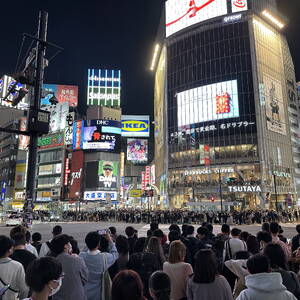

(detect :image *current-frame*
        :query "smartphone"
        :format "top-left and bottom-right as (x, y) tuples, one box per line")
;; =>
(0, 285), (10, 296)
(98, 229), (107, 235)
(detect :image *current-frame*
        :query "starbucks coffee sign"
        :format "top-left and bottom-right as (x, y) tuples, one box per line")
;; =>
(228, 186), (262, 193)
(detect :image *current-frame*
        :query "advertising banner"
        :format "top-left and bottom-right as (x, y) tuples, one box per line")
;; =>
(231, 0), (248, 13)
(69, 151), (84, 198)
(87, 69), (121, 107)
(121, 115), (150, 137)
(127, 139), (148, 163)
(166, 0), (228, 37)
(98, 161), (119, 190)
(19, 117), (30, 150)
(145, 166), (151, 186)
(41, 84), (78, 107)
(74, 119), (121, 152)
(150, 165), (156, 185)
(129, 190), (143, 198)
(84, 191), (117, 201)
(38, 133), (64, 149)
(43, 102), (69, 133)
(177, 80), (239, 127)
(263, 74), (286, 135)
(64, 112), (75, 145)
(14, 163), (26, 190)
(141, 171), (146, 190)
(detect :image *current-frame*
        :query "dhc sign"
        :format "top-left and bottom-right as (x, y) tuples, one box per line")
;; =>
(121, 115), (150, 137)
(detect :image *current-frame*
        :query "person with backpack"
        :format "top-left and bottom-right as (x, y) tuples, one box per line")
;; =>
(39, 225), (62, 257)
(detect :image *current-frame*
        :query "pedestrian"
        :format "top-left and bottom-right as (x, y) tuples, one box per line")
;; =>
(269, 222), (291, 258)
(292, 225), (300, 253)
(31, 233), (42, 255)
(246, 236), (260, 256)
(0, 235), (28, 300)
(186, 249), (233, 300)
(39, 225), (62, 258)
(24, 231), (38, 257)
(256, 231), (272, 252)
(149, 271), (171, 300)
(163, 240), (193, 300)
(236, 254), (297, 300)
(125, 226), (137, 255)
(145, 237), (166, 269)
(111, 270), (146, 300)
(79, 231), (118, 300)
(49, 234), (88, 300)
(23, 257), (63, 300)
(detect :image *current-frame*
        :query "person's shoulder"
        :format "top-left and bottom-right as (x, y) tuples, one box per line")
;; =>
(7, 258), (24, 270)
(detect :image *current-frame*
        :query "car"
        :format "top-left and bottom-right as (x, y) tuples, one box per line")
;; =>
(50, 214), (60, 222)
(5, 215), (23, 226)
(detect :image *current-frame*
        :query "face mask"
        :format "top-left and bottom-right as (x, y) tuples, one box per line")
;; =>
(49, 278), (62, 296)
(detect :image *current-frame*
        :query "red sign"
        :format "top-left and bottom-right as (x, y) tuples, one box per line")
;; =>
(233, 0), (246, 8)
(141, 171), (146, 191)
(216, 93), (231, 114)
(69, 151), (84, 198)
(56, 85), (78, 107)
(64, 158), (70, 186)
(145, 166), (151, 186)
(75, 121), (83, 150)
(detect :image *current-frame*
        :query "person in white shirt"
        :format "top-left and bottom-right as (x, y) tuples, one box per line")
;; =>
(224, 228), (247, 261)
(0, 235), (29, 300)
(39, 225), (62, 258)
(25, 231), (38, 257)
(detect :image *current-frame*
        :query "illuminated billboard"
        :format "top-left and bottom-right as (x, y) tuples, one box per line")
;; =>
(41, 84), (78, 107)
(177, 80), (239, 127)
(44, 102), (69, 133)
(87, 69), (121, 107)
(121, 115), (150, 137)
(98, 161), (119, 190)
(166, 0), (228, 37)
(127, 139), (148, 163)
(72, 119), (121, 152)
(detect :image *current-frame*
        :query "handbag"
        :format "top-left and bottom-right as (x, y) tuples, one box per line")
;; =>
(101, 253), (112, 300)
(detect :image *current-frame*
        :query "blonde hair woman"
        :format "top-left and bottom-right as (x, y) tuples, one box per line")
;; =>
(163, 240), (193, 300)
(146, 237), (166, 269)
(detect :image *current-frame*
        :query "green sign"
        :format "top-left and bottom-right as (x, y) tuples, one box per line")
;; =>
(38, 133), (64, 148)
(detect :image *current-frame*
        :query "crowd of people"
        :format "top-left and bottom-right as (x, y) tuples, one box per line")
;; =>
(57, 209), (300, 225)
(1, 221), (300, 299)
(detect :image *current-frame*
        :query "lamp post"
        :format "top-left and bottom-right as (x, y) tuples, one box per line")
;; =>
(219, 170), (223, 212)
(273, 173), (278, 212)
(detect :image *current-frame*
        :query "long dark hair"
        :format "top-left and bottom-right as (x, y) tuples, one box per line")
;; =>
(263, 243), (287, 270)
(112, 270), (145, 300)
(193, 249), (218, 284)
(149, 271), (171, 300)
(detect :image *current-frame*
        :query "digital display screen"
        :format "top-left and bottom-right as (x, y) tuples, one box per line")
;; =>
(127, 139), (148, 163)
(121, 115), (150, 137)
(166, 0), (228, 37)
(177, 80), (239, 127)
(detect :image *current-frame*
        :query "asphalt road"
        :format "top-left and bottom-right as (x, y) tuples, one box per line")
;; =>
(0, 222), (299, 250)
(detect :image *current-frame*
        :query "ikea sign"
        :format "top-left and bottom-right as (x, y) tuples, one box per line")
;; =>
(121, 115), (150, 137)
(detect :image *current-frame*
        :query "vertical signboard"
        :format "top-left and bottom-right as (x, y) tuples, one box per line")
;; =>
(145, 166), (151, 187)
(19, 117), (30, 150)
(141, 171), (146, 190)
(69, 151), (84, 198)
(73, 121), (83, 150)
(64, 112), (74, 145)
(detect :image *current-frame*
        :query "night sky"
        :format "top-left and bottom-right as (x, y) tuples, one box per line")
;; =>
(0, 0), (299, 118)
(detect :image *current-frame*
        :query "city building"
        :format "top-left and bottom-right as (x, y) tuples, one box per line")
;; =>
(153, 0), (298, 210)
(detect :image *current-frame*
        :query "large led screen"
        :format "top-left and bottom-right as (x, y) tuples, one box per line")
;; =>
(87, 69), (121, 107)
(73, 119), (121, 152)
(166, 0), (228, 37)
(177, 80), (239, 127)
(121, 115), (150, 137)
(127, 139), (148, 163)
(98, 161), (119, 190)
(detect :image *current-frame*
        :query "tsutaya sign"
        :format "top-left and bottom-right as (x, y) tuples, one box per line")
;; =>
(228, 186), (262, 193)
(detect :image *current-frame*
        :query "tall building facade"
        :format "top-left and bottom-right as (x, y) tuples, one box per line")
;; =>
(154, 0), (298, 209)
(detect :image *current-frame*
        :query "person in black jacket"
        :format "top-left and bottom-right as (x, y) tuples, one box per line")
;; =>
(125, 226), (137, 255)
(292, 224), (300, 253)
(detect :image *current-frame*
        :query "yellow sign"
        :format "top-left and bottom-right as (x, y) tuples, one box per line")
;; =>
(129, 190), (143, 198)
(42, 191), (51, 197)
(122, 121), (149, 132)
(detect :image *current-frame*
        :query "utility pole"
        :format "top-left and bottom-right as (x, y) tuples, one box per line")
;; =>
(23, 11), (48, 226)
(219, 169), (223, 212)
(273, 173), (278, 212)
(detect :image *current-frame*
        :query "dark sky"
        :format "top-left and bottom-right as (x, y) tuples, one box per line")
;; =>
(0, 0), (299, 117)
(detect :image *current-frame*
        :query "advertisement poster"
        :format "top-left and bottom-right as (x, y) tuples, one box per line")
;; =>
(127, 139), (148, 163)
(231, 0), (248, 13)
(263, 74), (286, 135)
(84, 191), (117, 201)
(98, 161), (119, 190)
(44, 102), (69, 133)
(177, 80), (239, 127)
(41, 84), (78, 107)
(87, 69), (121, 107)
(69, 151), (84, 198)
(19, 117), (30, 150)
(64, 112), (75, 145)
(121, 115), (150, 137)
(166, 0), (228, 37)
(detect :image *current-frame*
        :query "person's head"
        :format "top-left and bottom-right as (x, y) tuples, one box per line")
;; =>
(103, 161), (114, 177)
(221, 224), (230, 234)
(247, 254), (270, 274)
(150, 222), (159, 232)
(11, 232), (26, 247)
(206, 223), (213, 234)
(168, 230), (180, 243)
(85, 231), (100, 251)
(149, 271), (171, 300)
(262, 222), (270, 233)
(10, 225), (26, 239)
(169, 224), (180, 234)
(197, 227), (208, 240)
(116, 235), (129, 255)
(182, 224), (189, 237)
(0, 236), (14, 258)
(69, 237), (80, 255)
(52, 225), (62, 237)
(296, 224), (300, 235)
(257, 231), (272, 244)
(147, 230), (153, 238)
(109, 226), (117, 236)
(32, 232), (42, 243)
(231, 228), (241, 238)
(25, 231), (31, 243)
(26, 257), (63, 297)
(146, 237), (163, 257)
(240, 231), (249, 242)
(263, 243), (287, 270)
(134, 237), (146, 253)
(125, 226), (135, 238)
(186, 225), (194, 236)
(50, 234), (72, 256)
(153, 229), (164, 241)
(112, 270), (144, 300)
(235, 251), (250, 260)
(193, 249), (218, 284)
(168, 240), (186, 264)
(247, 235), (260, 255)
(270, 222), (279, 235)
(100, 235), (109, 252)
